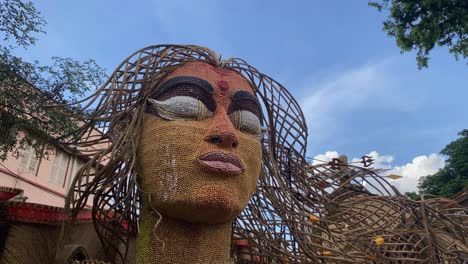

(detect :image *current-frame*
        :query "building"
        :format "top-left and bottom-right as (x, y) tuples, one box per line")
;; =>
(0, 122), (106, 208)
(0, 140), (87, 207)
(0, 135), (104, 263)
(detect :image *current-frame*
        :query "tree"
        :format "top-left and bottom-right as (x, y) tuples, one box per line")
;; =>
(441, 129), (468, 178)
(0, 0), (106, 161)
(369, 0), (468, 68)
(417, 130), (468, 198)
(404, 191), (419, 200)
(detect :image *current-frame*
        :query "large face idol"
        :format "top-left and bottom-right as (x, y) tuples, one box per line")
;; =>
(139, 62), (263, 224)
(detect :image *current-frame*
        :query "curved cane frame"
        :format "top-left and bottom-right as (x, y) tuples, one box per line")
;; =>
(63, 45), (467, 263)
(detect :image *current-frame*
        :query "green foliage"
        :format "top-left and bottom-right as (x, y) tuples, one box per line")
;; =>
(404, 191), (420, 200)
(0, 0), (107, 161)
(417, 130), (468, 198)
(369, 0), (468, 68)
(441, 129), (468, 178)
(0, 0), (45, 47)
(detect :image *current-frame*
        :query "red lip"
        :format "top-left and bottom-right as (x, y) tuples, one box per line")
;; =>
(197, 152), (244, 175)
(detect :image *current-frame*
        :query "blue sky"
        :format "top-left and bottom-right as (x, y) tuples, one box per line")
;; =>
(21, 0), (467, 192)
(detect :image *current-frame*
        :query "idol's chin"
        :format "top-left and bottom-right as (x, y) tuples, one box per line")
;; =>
(156, 185), (246, 224)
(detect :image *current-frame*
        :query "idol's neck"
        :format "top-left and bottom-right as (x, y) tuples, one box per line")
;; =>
(136, 206), (233, 264)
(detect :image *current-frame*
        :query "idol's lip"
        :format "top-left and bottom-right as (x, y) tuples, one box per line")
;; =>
(197, 152), (244, 175)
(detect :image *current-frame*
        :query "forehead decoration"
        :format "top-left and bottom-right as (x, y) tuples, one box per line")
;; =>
(217, 80), (229, 92)
(65, 45), (468, 263)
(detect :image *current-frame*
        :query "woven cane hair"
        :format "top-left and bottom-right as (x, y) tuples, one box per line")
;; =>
(62, 45), (468, 263)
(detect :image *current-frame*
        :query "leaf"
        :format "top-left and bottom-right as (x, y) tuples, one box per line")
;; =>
(386, 174), (403, 180)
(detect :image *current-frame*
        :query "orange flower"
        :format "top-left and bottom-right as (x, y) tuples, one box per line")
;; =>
(309, 214), (320, 224)
(373, 236), (384, 245)
(364, 254), (375, 262)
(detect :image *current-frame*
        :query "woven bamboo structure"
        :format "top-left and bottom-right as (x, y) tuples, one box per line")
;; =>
(61, 45), (468, 263)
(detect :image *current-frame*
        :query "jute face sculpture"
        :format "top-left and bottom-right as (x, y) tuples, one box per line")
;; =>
(140, 61), (262, 224)
(137, 62), (263, 262)
(66, 45), (308, 263)
(66, 45), (467, 264)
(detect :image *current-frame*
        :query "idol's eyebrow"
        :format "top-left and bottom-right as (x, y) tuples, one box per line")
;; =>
(232, 90), (260, 106)
(151, 76), (214, 99)
(229, 90), (262, 118)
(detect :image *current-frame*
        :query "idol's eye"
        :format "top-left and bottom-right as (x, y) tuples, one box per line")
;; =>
(228, 90), (267, 139)
(229, 110), (265, 137)
(145, 76), (216, 121)
(148, 96), (213, 121)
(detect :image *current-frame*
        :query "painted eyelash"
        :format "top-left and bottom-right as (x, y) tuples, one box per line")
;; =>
(151, 76), (214, 99)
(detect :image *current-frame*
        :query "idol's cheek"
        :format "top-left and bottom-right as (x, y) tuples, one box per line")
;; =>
(236, 133), (263, 193)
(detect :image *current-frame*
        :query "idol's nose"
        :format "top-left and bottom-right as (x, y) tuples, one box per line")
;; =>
(205, 109), (239, 149)
(207, 133), (239, 149)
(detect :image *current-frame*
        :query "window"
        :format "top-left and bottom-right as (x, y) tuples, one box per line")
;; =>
(49, 149), (70, 186)
(67, 157), (84, 191)
(20, 145), (40, 174)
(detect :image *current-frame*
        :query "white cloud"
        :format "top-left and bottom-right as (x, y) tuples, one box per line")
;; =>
(312, 151), (445, 193)
(385, 153), (445, 193)
(351, 151), (394, 170)
(311, 151), (340, 165)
